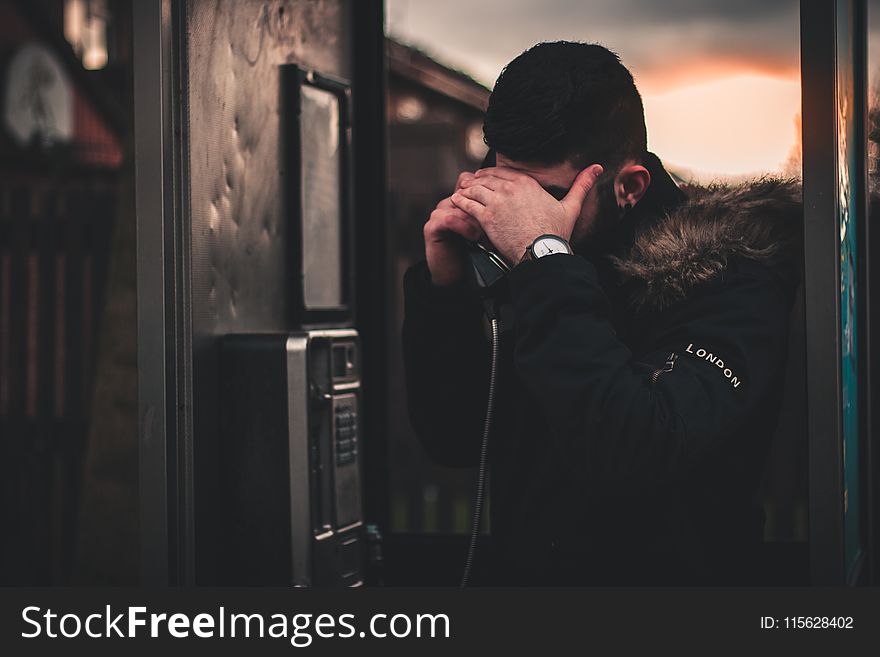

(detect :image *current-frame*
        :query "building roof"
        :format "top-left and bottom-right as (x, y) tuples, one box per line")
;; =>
(386, 37), (491, 112)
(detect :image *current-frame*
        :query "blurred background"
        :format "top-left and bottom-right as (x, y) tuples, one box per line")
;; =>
(0, 0), (876, 586)
(0, 0), (134, 584)
(386, 0), (803, 182)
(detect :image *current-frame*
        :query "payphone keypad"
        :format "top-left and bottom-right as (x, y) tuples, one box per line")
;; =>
(334, 398), (358, 467)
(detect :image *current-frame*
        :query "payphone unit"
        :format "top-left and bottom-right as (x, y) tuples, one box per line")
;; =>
(218, 65), (363, 586)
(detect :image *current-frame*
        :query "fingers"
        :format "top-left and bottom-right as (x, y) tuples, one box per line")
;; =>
(433, 171), (476, 212)
(561, 164), (604, 216)
(459, 174), (505, 192)
(438, 172), (477, 208)
(426, 205), (482, 242)
(456, 171), (476, 191)
(456, 184), (494, 205)
(450, 192), (486, 220)
(446, 212), (482, 241)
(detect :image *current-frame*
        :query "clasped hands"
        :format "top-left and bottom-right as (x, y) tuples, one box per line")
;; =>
(450, 164), (604, 264)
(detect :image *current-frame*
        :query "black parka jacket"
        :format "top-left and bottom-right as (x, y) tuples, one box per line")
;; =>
(401, 154), (802, 585)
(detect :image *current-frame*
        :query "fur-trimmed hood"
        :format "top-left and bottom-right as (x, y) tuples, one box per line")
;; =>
(608, 177), (803, 312)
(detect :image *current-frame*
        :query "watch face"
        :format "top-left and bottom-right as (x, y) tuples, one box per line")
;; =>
(532, 236), (570, 258)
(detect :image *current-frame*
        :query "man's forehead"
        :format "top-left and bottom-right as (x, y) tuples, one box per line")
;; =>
(493, 153), (579, 183)
(492, 153), (579, 198)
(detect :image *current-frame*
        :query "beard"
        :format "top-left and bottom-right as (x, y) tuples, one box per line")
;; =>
(570, 175), (624, 257)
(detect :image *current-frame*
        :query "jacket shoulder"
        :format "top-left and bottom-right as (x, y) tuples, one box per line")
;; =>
(610, 177), (803, 313)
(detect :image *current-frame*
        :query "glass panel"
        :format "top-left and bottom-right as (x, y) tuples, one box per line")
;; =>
(385, 0), (805, 543)
(869, 0), (880, 588)
(300, 84), (343, 309)
(838, 0), (863, 582)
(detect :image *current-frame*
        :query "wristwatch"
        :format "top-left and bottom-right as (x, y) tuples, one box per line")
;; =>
(520, 234), (573, 263)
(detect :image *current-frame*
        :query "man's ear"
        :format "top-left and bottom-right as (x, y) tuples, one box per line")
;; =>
(615, 164), (651, 207)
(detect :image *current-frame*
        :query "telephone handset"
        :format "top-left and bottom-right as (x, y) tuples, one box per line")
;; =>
(465, 240), (509, 301)
(459, 148), (503, 587)
(463, 148), (510, 320)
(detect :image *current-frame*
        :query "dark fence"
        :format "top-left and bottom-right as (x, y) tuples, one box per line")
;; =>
(0, 177), (115, 584)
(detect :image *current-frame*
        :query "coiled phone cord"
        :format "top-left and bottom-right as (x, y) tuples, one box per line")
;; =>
(460, 316), (500, 587)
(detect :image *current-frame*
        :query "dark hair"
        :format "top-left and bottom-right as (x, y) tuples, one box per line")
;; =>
(483, 41), (647, 172)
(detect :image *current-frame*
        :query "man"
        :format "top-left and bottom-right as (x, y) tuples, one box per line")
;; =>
(402, 42), (801, 585)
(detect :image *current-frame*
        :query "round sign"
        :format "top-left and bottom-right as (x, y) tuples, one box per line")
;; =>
(4, 42), (74, 147)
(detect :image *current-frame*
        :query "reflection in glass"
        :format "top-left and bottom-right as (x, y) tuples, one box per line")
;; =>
(839, 0), (864, 583)
(300, 84), (343, 309)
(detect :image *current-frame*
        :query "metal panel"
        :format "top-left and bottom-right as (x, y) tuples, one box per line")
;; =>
(135, 0), (375, 585)
(133, 0), (175, 586)
(186, 0), (352, 337)
(285, 334), (312, 585)
(801, 0), (846, 585)
(184, 0), (353, 583)
(216, 329), (362, 585)
(801, 0), (870, 585)
(350, 0), (390, 568)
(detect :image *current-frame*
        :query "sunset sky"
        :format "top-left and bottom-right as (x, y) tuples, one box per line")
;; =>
(386, 0), (802, 182)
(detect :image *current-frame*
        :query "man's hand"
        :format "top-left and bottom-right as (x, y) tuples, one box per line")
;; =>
(450, 164), (603, 264)
(423, 172), (483, 286)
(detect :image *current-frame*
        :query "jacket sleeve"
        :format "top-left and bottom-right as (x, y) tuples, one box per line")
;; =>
(401, 260), (491, 467)
(508, 253), (790, 490)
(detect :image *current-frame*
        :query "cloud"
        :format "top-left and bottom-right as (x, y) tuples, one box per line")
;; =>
(386, 0), (804, 179)
(386, 0), (800, 92)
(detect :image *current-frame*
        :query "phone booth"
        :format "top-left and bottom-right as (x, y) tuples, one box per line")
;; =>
(801, 0), (877, 586)
(131, 0), (879, 589)
(132, 0), (387, 586)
